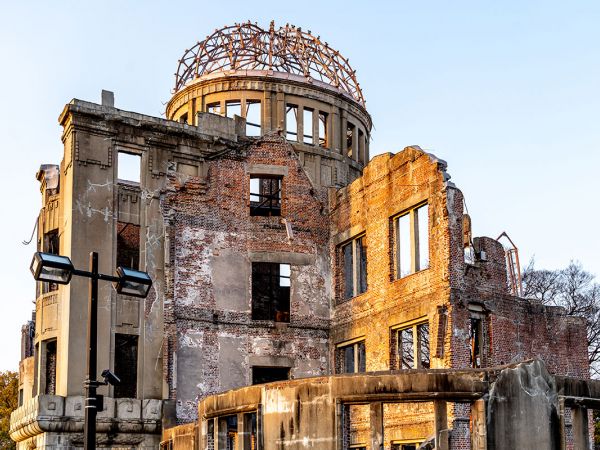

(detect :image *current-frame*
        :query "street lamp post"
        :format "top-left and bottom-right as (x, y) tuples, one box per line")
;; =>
(30, 251), (152, 450)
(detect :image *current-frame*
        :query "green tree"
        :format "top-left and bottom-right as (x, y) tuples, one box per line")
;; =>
(0, 371), (18, 450)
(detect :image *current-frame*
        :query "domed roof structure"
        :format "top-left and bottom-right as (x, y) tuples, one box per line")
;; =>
(174, 21), (365, 106)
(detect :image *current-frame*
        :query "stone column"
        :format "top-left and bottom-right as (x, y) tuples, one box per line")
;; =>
(369, 402), (383, 450)
(572, 406), (590, 450)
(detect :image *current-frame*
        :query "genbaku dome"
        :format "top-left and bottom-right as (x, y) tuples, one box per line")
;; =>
(9, 21), (600, 450)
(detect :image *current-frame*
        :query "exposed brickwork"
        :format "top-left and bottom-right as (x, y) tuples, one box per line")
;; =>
(161, 132), (331, 421)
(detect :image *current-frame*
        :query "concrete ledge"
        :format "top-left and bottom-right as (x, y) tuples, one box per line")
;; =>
(248, 251), (315, 265)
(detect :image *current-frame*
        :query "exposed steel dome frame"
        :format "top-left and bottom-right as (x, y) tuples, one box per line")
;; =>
(174, 21), (365, 106)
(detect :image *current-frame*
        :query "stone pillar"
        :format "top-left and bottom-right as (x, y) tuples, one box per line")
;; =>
(572, 406), (590, 450)
(262, 91), (272, 132)
(434, 400), (449, 450)
(369, 402), (383, 450)
(330, 109), (340, 154)
(276, 92), (285, 131)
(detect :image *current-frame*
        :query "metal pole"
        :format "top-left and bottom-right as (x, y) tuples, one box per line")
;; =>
(84, 252), (98, 450)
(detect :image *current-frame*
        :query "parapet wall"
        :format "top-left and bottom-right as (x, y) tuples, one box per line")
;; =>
(162, 359), (600, 450)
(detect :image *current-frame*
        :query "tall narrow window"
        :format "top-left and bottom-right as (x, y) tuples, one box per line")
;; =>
(42, 230), (60, 293)
(318, 112), (328, 147)
(286, 104), (298, 141)
(218, 415), (238, 450)
(303, 108), (314, 144)
(117, 222), (140, 270)
(251, 263), (291, 322)
(226, 100), (241, 119)
(337, 340), (366, 374)
(250, 176), (282, 216)
(392, 320), (430, 370)
(346, 123), (355, 158)
(44, 340), (56, 395)
(114, 333), (138, 398)
(395, 203), (429, 278)
(469, 317), (483, 368)
(245, 100), (261, 136)
(118, 152), (141, 183)
(243, 412), (257, 450)
(340, 235), (368, 301)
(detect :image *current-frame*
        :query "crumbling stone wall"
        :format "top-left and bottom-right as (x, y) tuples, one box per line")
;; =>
(162, 132), (332, 422)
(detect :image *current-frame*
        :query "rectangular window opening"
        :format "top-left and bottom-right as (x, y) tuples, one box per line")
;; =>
(243, 412), (257, 450)
(42, 230), (60, 293)
(393, 320), (430, 370)
(226, 100), (241, 119)
(245, 100), (261, 136)
(218, 415), (238, 450)
(251, 262), (291, 322)
(286, 104), (298, 141)
(179, 112), (188, 124)
(337, 340), (366, 374)
(118, 152), (141, 184)
(44, 340), (56, 395)
(395, 203), (429, 279)
(303, 108), (314, 145)
(252, 366), (290, 385)
(117, 222), (140, 270)
(318, 112), (328, 148)
(250, 176), (282, 217)
(346, 123), (355, 158)
(340, 235), (368, 301)
(469, 317), (483, 368)
(206, 102), (222, 115)
(114, 333), (138, 398)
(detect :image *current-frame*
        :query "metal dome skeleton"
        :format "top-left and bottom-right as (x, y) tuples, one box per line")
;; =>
(174, 21), (366, 106)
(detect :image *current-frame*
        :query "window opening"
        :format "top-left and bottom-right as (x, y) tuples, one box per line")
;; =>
(206, 102), (221, 115)
(42, 230), (60, 293)
(286, 104), (298, 141)
(118, 152), (141, 183)
(346, 123), (355, 158)
(226, 100), (241, 119)
(243, 412), (257, 450)
(179, 112), (188, 124)
(114, 333), (138, 398)
(395, 203), (429, 278)
(391, 444), (419, 450)
(252, 366), (290, 384)
(318, 112), (328, 147)
(245, 100), (261, 136)
(337, 340), (366, 374)
(251, 263), (290, 322)
(341, 235), (368, 300)
(218, 415), (238, 450)
(469, 317), (483, 368)
(44, 340), (56, 395)
(393, 321), (430, 370)
(117, 222), (140, 270)
(303, 108), (314, 144)
(358, 129), (365, 163)
(250, 176), (282, 217)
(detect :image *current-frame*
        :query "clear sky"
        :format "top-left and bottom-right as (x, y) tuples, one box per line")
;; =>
(0, 0), (598, 371)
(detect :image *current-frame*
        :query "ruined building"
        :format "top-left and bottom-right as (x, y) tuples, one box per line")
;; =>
(9, 22), (600, 450)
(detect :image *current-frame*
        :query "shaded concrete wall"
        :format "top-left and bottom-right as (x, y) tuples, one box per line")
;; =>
(164, 360), (598, 450)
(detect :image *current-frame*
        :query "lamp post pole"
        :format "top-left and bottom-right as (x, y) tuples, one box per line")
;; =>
(29, 249), (152, 450)
(84, 252), (99, 450)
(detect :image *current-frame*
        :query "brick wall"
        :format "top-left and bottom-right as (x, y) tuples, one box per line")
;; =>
(161, 132), (331, 422)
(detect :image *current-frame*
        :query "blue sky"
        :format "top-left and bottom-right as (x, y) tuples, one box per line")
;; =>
(0, 0), (598, 370)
